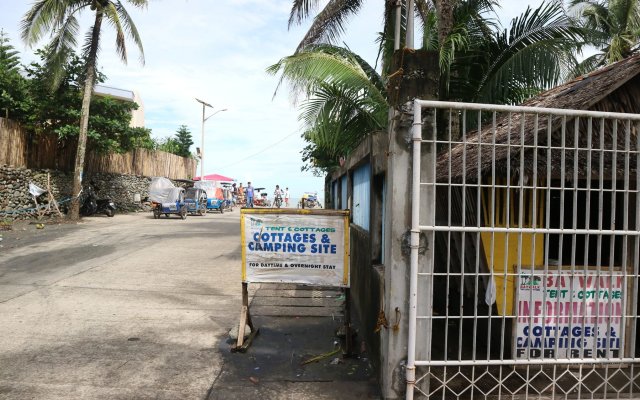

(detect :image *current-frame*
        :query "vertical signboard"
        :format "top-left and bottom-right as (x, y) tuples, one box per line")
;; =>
(241, 209), (350, 287)
(514, 268), (625, 359)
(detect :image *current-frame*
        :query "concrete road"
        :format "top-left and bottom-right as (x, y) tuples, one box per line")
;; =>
(0, 211), (242, 399)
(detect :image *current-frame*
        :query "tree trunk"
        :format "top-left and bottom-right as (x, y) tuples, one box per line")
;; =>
(68, 12), (103, 220)
(435, 0), (455, 45)
(435, 0), (460, 139)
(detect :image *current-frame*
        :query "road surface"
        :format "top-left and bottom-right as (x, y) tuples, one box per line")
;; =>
(0, 211), (241, 399)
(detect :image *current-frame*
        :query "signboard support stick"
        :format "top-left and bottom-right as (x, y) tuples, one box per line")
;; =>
(232, 282), (259, 353)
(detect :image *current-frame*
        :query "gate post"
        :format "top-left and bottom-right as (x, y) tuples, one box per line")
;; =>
(380, 49), (438, 399)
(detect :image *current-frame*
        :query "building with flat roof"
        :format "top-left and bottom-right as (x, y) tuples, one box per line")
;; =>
(94, 85), (144, 128)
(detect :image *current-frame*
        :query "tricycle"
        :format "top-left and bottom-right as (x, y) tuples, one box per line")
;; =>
(253, 188), (270, 207)
(184, 187), (207, 216)
(194, 180), (225, 213)
(207, 197), (225, 213)
(149, 177), (188, 219)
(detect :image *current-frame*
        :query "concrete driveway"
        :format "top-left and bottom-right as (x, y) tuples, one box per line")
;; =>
(0, 211), (241, 399)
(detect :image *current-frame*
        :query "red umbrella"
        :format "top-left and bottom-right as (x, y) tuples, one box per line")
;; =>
(193, 173), (235, 182)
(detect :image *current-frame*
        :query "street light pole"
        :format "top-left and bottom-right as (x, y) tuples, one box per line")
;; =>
(195, 98), (227, 181)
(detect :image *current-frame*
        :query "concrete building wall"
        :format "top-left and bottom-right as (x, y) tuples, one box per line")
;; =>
(326, 49), (439, 399)
(131, 91), (145, 128)
(94, 85), (145, 128)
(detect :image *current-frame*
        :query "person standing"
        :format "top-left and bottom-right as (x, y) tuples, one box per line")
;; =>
(238, 183), (245, 206)
(284, 187), (290, 207)
(246, 182), (254, 208)
(231, 183), (238, 206)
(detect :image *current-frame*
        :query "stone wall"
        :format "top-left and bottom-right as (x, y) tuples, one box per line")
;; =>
(0, 164), (157, 220)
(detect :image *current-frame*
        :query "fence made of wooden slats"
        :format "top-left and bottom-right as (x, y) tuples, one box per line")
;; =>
(0, 117), (196, 179)
(0, 118), (27, 168)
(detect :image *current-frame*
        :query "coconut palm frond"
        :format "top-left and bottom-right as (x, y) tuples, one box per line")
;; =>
(21, 0), (85, 46)
(299, 82), (386, 130)
(114, 0), (146, 64)
(415, 0), (435, 26)
(267, 45), (386, 109)
(288, 0), (321, 27)
(80, 20), (102, 69)
(312, 44), (386, 94)
(301, 105), (373, 170)
(439, 29), (469, 71)
(571, 0), (640, 64)
(569, 52), (604, 77)
(104, 2), (128, 63)
(43, 13), (79, 89)
(420, 8), (438, 51)
(473, 1), (582, 103)
(295, 0), (363, 52)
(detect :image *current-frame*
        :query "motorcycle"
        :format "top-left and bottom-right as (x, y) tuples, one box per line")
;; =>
(274, 194), (283, 208)
(80, 185), (116, 217)
(300, 192), (321, 209)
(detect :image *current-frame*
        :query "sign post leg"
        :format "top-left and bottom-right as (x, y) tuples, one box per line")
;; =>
(232, 282), (259, 352)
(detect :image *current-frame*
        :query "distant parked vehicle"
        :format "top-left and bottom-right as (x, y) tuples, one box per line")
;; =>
(80, 184), (116, 217)
(149, 177), (188, 219)
(300, 192), (321, 209)
(253, 188), (270, 207)
(194, 180), (225, 213)
(184, 187), (207, 216)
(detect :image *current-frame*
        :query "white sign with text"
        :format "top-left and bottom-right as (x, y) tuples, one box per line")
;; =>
(241, 210), (349, 287)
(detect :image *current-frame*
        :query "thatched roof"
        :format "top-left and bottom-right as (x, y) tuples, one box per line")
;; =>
(437, 54), (640, 181)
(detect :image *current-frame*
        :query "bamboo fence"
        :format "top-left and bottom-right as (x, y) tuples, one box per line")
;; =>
(0, 118), (196, 179)
(0, 118), (27, 168)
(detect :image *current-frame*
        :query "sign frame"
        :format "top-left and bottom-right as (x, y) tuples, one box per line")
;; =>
(234, 208), (352, 353)
(240, 208), (351, 287)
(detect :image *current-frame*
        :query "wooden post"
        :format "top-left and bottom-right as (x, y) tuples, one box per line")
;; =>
(47, 173), (63, 218)
(232, 282), (259, 352)
(32, 194), (42, 219)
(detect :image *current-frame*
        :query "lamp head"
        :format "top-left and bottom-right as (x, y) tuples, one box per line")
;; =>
(195, 98), (213, 108)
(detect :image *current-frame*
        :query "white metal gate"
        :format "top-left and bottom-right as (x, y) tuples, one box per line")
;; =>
(407, 100), (640, 399)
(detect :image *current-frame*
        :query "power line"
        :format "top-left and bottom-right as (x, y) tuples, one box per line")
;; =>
(219, 130), (299, 169)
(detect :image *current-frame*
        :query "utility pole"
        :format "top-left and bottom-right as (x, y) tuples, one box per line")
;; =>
(195, 98), (227, 180)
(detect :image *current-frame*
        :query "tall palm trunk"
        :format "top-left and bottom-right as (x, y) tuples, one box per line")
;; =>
(69, 11), (103, 220)
(435, 0), (455, 45)
(435, 0), (459, 139)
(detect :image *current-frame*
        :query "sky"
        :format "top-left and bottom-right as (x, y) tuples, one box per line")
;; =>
(0, 0), (542, 201)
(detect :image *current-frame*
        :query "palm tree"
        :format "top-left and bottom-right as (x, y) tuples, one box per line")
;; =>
(21, 0), (147, 220)
(274, 2), (585, 171)
(449, 1), (584, 105)
(268, 44), (387, 171)
(288, 0), (459, 51)
(570, 0), (640, 70)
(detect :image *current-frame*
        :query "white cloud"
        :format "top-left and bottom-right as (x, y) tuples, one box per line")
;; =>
(1, 0), (550, 201)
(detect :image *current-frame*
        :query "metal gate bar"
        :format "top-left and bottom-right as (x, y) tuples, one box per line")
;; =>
(407, 100), (640, 399)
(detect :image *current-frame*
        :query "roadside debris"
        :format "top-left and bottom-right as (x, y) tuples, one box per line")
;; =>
(248, 376), (259, 385)
(301, 348), (340, 365)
